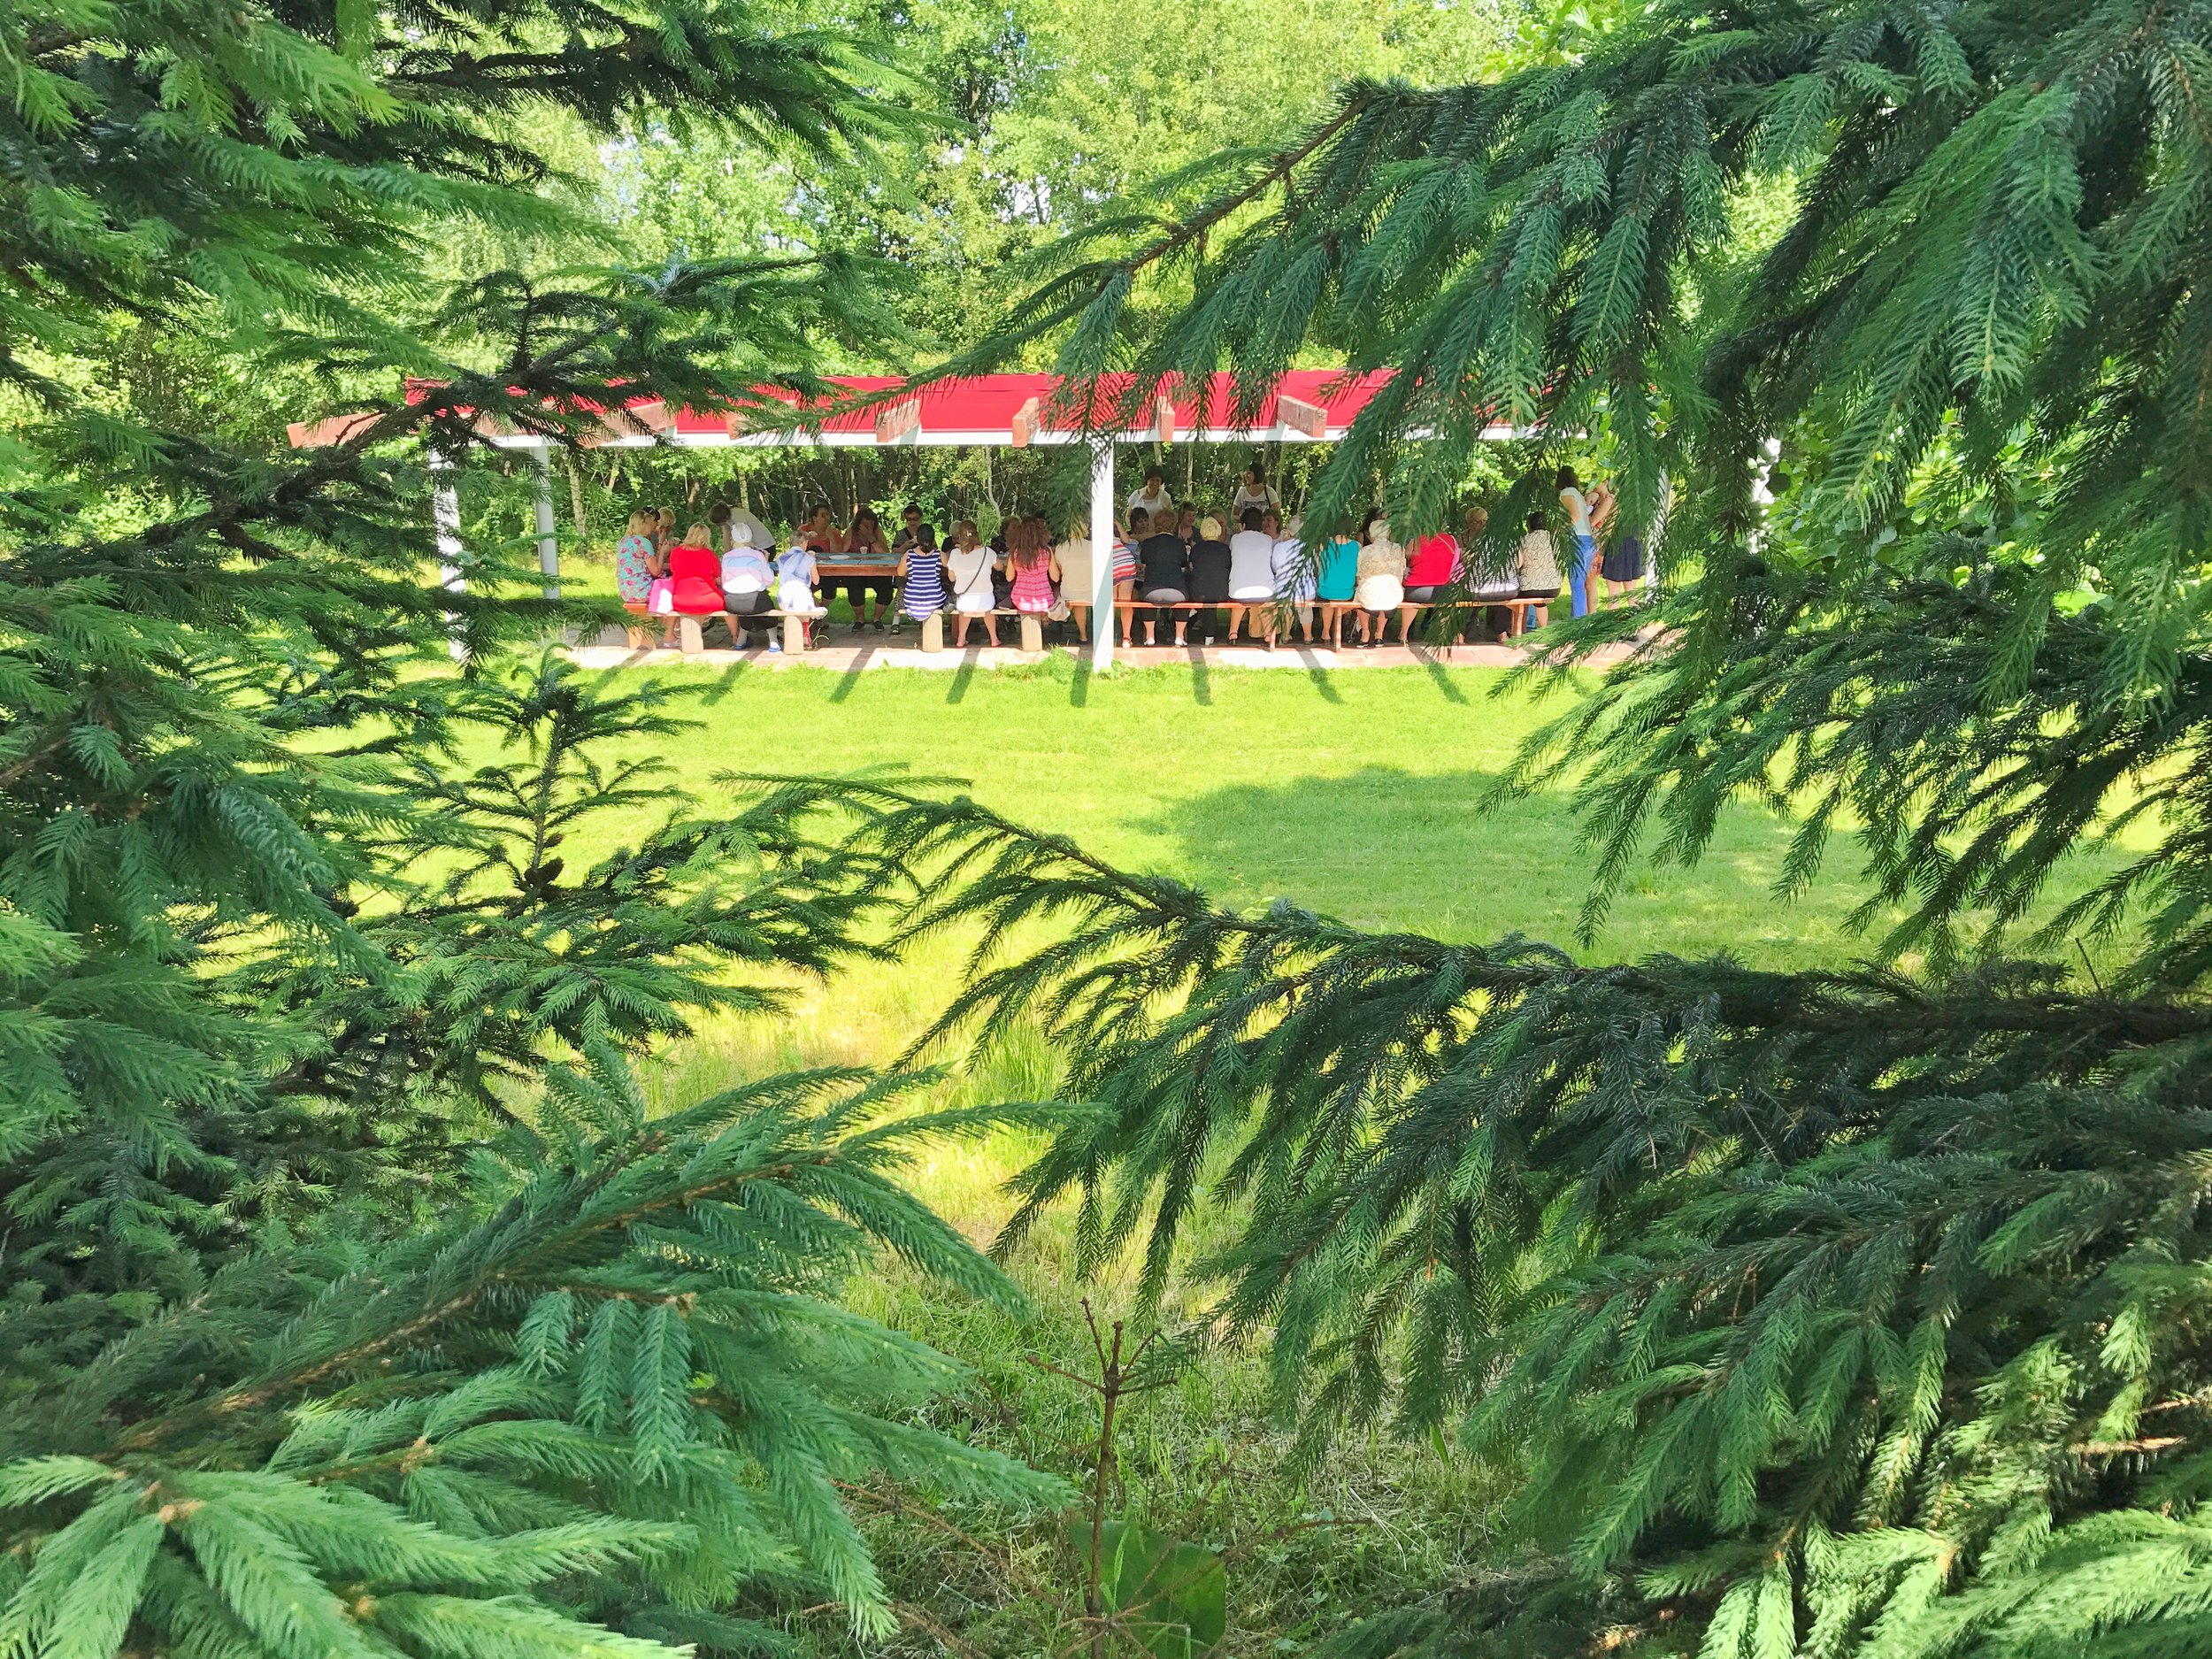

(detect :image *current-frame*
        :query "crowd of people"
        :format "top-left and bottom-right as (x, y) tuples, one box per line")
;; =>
(612, 461), (1652, 651)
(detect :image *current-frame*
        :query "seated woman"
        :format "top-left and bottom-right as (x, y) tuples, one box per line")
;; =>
(1513, 512), (1563, 634)
(841, 506), (895, 632)
(1006, 518), (1056, 626)
(800, 503), (844, 553)
(773, 536), (824, 649)
(664, 523), (736, 646)
(1353, 520), (1407, 646)
(1402, 521), (1461, 641)
(1136, 511), (1193, 647)
(1314, 519), (1359, 645)
(1186, 516), (1232, 643)
(1111, 511), (1144, 641)
(718, 532), (775, 649)
(945, 522), (999, 648)
(615, 509), (664, 645)
(1455, 508), (1514, 637)
(1054, 518), (1095, 644)
(897, 523), (947, 630)
(1225, 507), (1278, 644)
(1265, 511), (1312, 646)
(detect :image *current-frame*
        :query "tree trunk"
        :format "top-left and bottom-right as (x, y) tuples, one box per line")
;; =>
(564, 453), (589, 548)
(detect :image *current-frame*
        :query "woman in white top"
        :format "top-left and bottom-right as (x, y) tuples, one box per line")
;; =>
(1054, 524), (1096, 645)
(944, 524), (999, 647)
(1223, 505), (1278, 644)
(1230, 462), (1281, 520)
(1267, 511), (1311, 646)
(1556, 465), (1613, 619)
(1126, 466), (1173, 525)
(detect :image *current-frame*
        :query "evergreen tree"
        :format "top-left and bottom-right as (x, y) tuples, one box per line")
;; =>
(1, 5), (1064, 1654)
(0, 1048), (1064, 1655)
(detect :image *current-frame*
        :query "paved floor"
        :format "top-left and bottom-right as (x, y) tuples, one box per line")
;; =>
(569, 623), (1652, 673)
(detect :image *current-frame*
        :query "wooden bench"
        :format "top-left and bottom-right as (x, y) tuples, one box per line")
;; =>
(668, 604), (823, 656)
(925, 608), (1044, 654)
(1111, 595), (1542, 646)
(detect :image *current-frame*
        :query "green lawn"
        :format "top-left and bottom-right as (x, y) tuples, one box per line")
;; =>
(616, 652), (2129, 965)
(562, 656), (2137, 1656)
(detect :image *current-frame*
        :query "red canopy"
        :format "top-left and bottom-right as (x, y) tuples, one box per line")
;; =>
(288, 370), (1509, 450)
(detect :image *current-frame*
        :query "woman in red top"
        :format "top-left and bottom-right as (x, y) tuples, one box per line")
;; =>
(840, 506), (894, 631)
(662, 523), (734, 647)
(1401, 526), (1461, 642)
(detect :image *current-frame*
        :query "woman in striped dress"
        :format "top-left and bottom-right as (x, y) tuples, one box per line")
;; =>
(898, 522), (947, 622)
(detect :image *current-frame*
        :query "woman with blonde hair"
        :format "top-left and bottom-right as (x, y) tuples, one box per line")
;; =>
(1354, 517), (1408, 646)
(1054, 514), (1095, 645)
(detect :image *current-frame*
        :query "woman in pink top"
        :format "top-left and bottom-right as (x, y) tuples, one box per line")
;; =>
(1007, 516), (1056, 615)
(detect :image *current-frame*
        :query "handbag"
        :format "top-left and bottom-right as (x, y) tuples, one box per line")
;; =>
(647, 578), (674, 616)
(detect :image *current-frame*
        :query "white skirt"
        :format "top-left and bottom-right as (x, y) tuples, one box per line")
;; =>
(1229, 584), (1275, 603)
(954, 588), (995, 614)
(1357, 574), (1404, 611)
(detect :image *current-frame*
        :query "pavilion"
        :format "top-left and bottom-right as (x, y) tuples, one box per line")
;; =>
(292, 369), (1525, 668)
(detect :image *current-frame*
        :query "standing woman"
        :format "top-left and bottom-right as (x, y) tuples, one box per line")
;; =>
(842, 505), (894, 632)
(1232, 462), (1280, 521)
(1599, 480), (1644, 605)
(1556, 467), (1604, 618)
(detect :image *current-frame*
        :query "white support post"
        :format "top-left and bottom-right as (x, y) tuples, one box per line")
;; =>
(530, 442), (560, 600)
(429, 446), (467, 662)
(1088, 439), (1116, 671)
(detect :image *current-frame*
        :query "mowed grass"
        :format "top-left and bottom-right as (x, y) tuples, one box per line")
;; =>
(546, 656), (2139, 1655)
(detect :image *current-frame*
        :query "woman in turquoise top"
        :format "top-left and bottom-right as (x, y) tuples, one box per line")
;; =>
(1314, 518), (1359, 646)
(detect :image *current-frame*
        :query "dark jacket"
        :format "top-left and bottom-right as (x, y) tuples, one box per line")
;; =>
(1186, 539), (1232, 603)
(1138, 534), (1189, 594)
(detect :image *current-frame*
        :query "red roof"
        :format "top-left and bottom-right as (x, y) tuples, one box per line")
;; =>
(298, 371), (1455, 448)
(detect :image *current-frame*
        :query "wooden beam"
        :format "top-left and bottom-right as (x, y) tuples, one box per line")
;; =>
(285, 412), (380, 449)
(1009, 395), (1042, 448)
(874, 396), (922, 444)
(1154, 394), (1175, 445)
(1277, 393), (1328, 439)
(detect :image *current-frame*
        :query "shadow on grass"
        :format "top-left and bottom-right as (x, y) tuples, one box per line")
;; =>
(1131, 764), (1868, 963)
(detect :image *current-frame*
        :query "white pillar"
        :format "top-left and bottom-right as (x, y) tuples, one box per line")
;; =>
(530, 442), (560, 600)
(1088, 439), (1117, 671)
(429, 446), (466, 662)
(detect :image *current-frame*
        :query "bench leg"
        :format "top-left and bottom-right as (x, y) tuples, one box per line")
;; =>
(679, 615), (704, 655)
(782, 611), (807, 655)
(920, 611), (944, 653)
(1018, 614), (1043, 655)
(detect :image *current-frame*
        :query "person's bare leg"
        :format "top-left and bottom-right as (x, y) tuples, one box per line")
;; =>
(953, 614), (967, 648)
(1399, 604), (1417, 643)
(1074, 605), (1090, 644)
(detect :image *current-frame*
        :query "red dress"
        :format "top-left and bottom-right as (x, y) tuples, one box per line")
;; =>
(667, 545), (724, 614)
